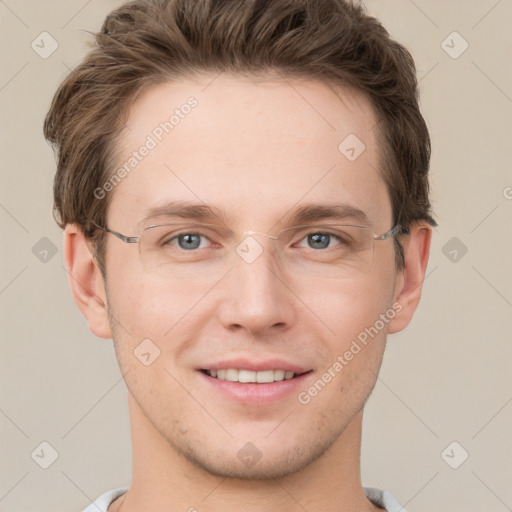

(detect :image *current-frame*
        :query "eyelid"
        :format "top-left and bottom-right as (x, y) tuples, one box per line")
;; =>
(277, 223), (370, 237)
(145, 223), (232, 238)
(165, 227), (214, 240)
(277, 222), (370, 231)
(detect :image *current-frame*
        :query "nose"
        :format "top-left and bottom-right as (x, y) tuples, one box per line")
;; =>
(216, 235), (296, 336)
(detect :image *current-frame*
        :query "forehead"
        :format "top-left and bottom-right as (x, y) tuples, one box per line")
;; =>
(107, 73), (392, 232)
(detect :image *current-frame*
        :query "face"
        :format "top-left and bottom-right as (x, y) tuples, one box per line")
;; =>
(101, 73), (402, 478)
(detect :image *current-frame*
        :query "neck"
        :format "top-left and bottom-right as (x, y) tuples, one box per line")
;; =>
(112, 393), (380, 512)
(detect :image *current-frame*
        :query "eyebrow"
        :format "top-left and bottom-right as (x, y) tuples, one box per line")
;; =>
(283, 203), (371, 226)
(140, 201), (226, 226)
(140, 200), (371, 228)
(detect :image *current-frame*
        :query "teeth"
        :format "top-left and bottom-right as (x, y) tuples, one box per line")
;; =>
(225, 369), (239, 382)
(272, 370), (286, 381)
(206, 368), (297, 383)
(256, 370), (276, 383)
(239, 370), (256, 383)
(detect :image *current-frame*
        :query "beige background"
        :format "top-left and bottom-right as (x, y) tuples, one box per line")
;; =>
(1, 1), (511, 511)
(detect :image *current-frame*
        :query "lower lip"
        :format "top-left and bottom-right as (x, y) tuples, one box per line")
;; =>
(197, 371), (313, 405)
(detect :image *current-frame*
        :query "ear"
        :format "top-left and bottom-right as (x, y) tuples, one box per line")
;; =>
(387, 222), (433, 334)
(63, 224), (112, 339)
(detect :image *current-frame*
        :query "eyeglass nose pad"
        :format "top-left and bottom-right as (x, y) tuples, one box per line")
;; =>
(243, 230), (279, 240)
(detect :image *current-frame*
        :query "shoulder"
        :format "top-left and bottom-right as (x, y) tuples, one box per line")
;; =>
(363, 486), (407, 512)
(81, 488), (128, 512)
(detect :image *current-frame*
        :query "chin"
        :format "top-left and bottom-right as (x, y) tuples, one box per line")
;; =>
(171, 430), (338, 481)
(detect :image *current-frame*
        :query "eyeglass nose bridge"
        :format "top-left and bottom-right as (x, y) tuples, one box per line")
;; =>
(242, 230), (279, 240)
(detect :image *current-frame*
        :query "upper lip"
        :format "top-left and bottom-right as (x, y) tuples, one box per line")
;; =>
(200, 358), (311, 374)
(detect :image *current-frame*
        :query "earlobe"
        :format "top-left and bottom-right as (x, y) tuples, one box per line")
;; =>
(387, 222), (433, 334)
(63, 224), (112, 339)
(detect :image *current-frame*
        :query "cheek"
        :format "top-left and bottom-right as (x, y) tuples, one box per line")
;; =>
(298, 270), (394, 343)
(105, 261), (211, 339)
(297, 273), (393, 385)
(294, 279), (391, 416)
(105, 269), (220, 393)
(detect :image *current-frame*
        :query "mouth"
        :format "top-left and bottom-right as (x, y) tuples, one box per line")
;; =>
(200, 368), (311, 383)
(197, 358), (314, 404)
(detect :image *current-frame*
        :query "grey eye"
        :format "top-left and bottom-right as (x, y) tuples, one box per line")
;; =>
(176, 233), (202, 250)
(307, 233), (331, 249)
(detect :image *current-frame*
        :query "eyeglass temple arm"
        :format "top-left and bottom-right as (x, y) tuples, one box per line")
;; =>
(92, 222), (139, 244)
(374, 224), (410, 241)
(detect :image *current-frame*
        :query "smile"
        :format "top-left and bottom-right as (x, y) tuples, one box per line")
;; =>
(203, 369), (298, 383)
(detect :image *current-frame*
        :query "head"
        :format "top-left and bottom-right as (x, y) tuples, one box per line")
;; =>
(44, 0), (436, 480)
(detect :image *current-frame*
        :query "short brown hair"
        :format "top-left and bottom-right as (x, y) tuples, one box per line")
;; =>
(44, 0), (437, 274)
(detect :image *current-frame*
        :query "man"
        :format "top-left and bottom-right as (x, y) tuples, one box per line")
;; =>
(44, 0), (436, 510)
